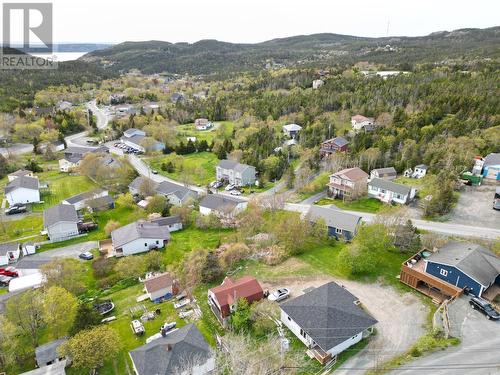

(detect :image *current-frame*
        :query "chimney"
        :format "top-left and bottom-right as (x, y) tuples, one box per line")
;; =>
(165, 344), (172, 352)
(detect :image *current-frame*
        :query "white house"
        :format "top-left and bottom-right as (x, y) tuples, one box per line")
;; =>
(216, 160), (256, 187)
(195, 118), (213, 130)
(368, 178), (416, 205)
(22, 242), (37, 256)
(7, 169), (34, 182)
(282, 123), (302, 138)
(280, 282), (377, 365)
(0, 242), (21, 266)
(62, 188), (109, 211)
(412, 164), (428, 179)
(110, 219), (170, 257)
(369, 167), (397, 181)
(43, 204), (80, 242)
(144, 272), (177, 301)
(351, 115), (376, 132)
(5, 176), (40, 206)
(150, 216), (183, 232)
(199, 194), (247, 218)
(312, 79), (324, 89)
(121, 128), (164, 152)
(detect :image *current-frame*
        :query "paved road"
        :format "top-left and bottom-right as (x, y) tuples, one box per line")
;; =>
(65, 101), (110, 148)
(285, 203), (500, 240)
(300, 190), (327, 205)
(0, 143), (32, 157)
(388, 296), (500, 375)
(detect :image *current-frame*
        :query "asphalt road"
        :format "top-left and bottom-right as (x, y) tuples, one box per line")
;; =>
(389, 297), (500, 375)
(65, 100), (110, 148)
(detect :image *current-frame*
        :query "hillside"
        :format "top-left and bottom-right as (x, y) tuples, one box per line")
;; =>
(80, 27), (500, 74)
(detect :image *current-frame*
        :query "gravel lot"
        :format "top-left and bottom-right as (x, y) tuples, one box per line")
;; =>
(262, 275), (428, 374)
(449, 185), (500, 229)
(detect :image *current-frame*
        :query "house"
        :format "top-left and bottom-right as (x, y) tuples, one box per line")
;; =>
(155, 181), (197, 206)
(110, 219), (170, 257)
(368, 178), (416, 205)
(56, 100), (72, 111)
(412, 164), (428, 179)
(129, 324), (215, 375)
(370, 167), (397, 181)
(327, 167), (368, 200)
(35, 338), (68, 367)
(62, 188), (109, 211)
(7, 169), (34, 182)
(312, 79), (324, 89)
(0, 242), (21, 266)
(171, 92), (185, 104)
(280, 282), (377, 364)
(306, 206), (362, 241)
(195, 118), (213, 130)
(19, 361), (67, 375)
(216, 160), (256, 186)
(5, 176), (40, 206)
(400, 242), (500, 302)
(199, 194), (247, 218)
(208, 276), (264, 326)
(22, 241), (37, 256)
(144, 272), (178, 302)
(59, 146), (108, 172)
(282, 123), (302, 138)
(482, 153), (500, 181)
(43, 204), (80, 242)
(121, 128), (165, 152)
(87, 195), (115, 212)
(351, 115), (376, 132)
(320, 137), (349, 157)
(40, 140), (66, 153)
(150, 215), (183, 232)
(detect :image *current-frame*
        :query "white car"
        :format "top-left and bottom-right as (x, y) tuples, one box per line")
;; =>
(268, 288), (290, 302)
(225, 184), (235, 191)
(230, 190), (242, 196)
(131, 319), (145, 335)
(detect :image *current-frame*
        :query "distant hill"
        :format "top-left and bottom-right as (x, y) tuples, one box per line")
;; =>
(80, 27), (500, 74)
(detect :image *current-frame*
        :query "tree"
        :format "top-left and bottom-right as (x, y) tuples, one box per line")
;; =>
(42, 286), (78, 338)
(114, 255), (147, 279)
(231, 298), (252, 333)
(0, 316), (21, 369)
(104, 219), (120, 236)
(143, 250), (163, 271)
(393, 219), (421, 253)
(200, 250), (223, 283)
(60, 326), (120, 370)
(146, 194), (170, 216)
(139, 177), (156, 197)
(5, 289), (44, 347)
(116, 192), (135, 209)
(41, 258), (87, 295)
(69, 303), (103, 336)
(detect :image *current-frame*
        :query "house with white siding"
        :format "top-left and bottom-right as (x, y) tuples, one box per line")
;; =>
(368, 178), (416, 205)
(43, 204), (80, 242)
(5, 176), (40, 206)
(110, 219), (170, 257)
(143, 272), (178, 302)
(280, 282), (377, 365)
(199, 194), (247, 218)
(216, 160), (256, 187)
(0, 242), (21, 266)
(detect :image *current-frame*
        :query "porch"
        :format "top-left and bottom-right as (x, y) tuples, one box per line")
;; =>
(306, 345), (335, 365)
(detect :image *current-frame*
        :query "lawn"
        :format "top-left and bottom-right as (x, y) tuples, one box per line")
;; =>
(176, 121), (235, 144)
(145, 151), (219, 186)
(294, 172), (329, 202)
(316, 196), (385, 213)
(0, 215), (44, 243)
(394, 175), (436, 199)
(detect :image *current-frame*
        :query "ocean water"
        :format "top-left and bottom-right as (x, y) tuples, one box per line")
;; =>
(31, 52), (87, 62)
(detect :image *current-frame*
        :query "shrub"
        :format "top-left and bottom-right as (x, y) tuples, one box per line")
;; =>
(218, 243), (251, 270)
(104, 220), (120, 236)
(92, 256), (118, 279)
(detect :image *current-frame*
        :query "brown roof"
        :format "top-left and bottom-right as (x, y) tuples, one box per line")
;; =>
(210, 276), (263, 308)
(331, 167), (368, 182)
(351, 114), (372, 123)
(144, 272), (173, 293)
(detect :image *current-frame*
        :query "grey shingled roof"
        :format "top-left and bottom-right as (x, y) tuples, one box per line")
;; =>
(121, 134), (145, 146)
(427, 241), (500, 286)
(283, 123), (302, 131)
(111, 220), (170, 248)
(8, 169), (32, 177)
(129, 324), (211, 375)
(124, 128), (145, 137)
(217, 160), (255, 174)
(484, 153), (500, 166)
(307, 205), (362, 233)
(331, 136), (349, 147)
(0, 242), (19, 256)
(35, 338), (67, 366)
(5, 176), (39, 193)
(200, 194), (245, 212)
(372, 167), (397, 178)
(281, 282), (377, 352)
(43, 204), (78, 228)
(64, 188), (106, 204)
(368, 178), (412, 196)
(129, 176), (157, 192)
(151, 216), (182, 226)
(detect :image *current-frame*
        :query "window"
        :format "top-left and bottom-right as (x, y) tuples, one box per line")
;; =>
(300, 328), (306, 338)
(335, 228), (343, 234)
(144, 243), (148, 247)
(287, 316), (291, 321)
(440, 269), (448, 277)
(156, 240), (159, 245)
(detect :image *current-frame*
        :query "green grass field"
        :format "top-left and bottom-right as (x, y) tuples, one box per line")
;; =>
(316, 196), (385, 213)
(145, 151), (219, 186)
(176, 121), (235, 144)
(0, 215), (44, 243)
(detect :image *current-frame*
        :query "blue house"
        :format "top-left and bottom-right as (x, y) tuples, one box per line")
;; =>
(306, 205), (362, 241)
(482, 153), (500, 181)
(424, 242), (500, 297)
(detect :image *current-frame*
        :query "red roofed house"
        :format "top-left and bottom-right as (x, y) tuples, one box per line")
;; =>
(320, 136), (349, 157)
(208, 276), (264, 326)
(351, 115), (375, 132)
(327, 167), (369, 200)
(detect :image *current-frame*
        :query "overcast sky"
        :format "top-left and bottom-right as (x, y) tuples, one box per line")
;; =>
(7, 0), (500, 44)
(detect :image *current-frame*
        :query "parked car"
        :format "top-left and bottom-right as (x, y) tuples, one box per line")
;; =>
(225, 184), (235, 191)
(79, 252), (94, 260)
(131, 319), (145, 335)
(0, 267), (18, 277)
(0, 275), (13, 286)
(152, 170), (158, 174)
(469, 297), (500, 320)
(230, 190), (242, 196)
(494, 188), (500, 210)
(5, 205), (27, 215)
(160, 322), (176, 333)
(268, 288), (290, 302)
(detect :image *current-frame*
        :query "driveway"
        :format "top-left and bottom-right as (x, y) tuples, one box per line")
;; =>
(262, 275), (428, 373)
(449, 185), (500, 229)
(0, 143), (32, 157)
(389, 296), (500, 375)
(30, 240), (98, 260)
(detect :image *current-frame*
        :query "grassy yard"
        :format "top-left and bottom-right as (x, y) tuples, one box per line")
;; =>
(316, 196), (385, 213)
(394, 175), (436, 199)
(145, 151), (219, 186)
(0, 215), (44, 243)
(176, 121), (235, 144)
(294, 172), (329, 202)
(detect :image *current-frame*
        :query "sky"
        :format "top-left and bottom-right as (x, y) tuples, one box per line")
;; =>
(4, 0), (500, 44)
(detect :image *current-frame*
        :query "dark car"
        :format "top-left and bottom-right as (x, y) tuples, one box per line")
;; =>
(469, 297), (500, 320)
(0, 275), (13, 286)
(79, 252), (94, 260)
(5, 205), (27, 215)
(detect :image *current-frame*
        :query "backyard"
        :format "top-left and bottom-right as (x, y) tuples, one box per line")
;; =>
(316, 196), (385, 213)
(176, 121), (235, 144)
